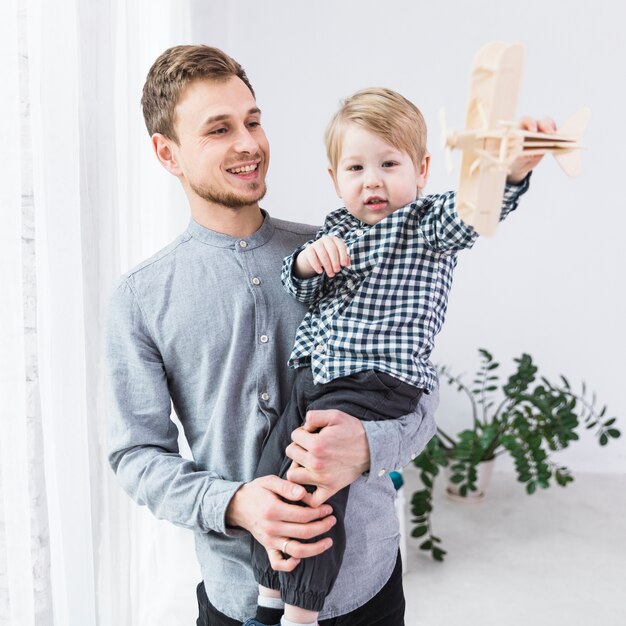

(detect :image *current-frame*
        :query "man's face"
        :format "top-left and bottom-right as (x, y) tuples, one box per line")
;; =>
(171, 76), (269, 210)
(330, 123), (428, 225)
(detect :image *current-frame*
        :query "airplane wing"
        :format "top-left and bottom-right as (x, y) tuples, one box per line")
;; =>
(457, 42), (524, 236)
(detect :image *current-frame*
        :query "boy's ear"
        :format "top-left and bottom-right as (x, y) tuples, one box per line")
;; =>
(416, 153), (431, 191)
(152, 133), (182, 176)
(328, 167), (342, 198)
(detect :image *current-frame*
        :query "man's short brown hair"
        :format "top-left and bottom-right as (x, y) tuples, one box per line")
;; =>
(141, 45), (254, 142)
(325, 87), (427, 173)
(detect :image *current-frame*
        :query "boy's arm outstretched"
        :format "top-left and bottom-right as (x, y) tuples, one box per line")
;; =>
(420, 115), (556, 251)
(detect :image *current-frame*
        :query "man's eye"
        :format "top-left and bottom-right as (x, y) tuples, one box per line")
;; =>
(209, 127), (227, 135)
(247, 121), (261, 128)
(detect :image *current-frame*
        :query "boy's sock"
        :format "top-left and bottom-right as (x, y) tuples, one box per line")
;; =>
(280, 618), (317, 626)
(256, 594), (284, 624)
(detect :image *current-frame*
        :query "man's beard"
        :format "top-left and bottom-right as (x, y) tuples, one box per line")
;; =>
(190, 179), (267, 209)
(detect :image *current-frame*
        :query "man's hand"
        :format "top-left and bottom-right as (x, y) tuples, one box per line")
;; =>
(294, 235), (350, 279)
(225, 476), (336, 572)
(285, 409), (370, 507)
(507, 116), (557, 184)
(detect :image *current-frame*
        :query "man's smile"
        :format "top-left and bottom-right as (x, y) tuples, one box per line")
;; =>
(226, 161), (261, 179)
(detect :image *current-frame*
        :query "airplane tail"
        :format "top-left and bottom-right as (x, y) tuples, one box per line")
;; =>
(554, 150), (583, 177)
(559, 107), (591, 139)
(553, 107), (591, 177)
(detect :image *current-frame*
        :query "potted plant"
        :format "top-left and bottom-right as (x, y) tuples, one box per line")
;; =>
(410, 348), (620, 561)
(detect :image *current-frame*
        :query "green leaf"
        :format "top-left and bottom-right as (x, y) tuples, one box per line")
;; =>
(479, 348), (493, 361)
(411, 526), (428, 538)
(608, 429), (621, 439)
(432, 547), (447, 561)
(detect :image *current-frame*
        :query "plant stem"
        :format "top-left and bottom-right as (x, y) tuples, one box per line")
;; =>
(436, 428), (457, 448)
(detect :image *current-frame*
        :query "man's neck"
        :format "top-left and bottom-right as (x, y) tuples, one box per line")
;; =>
(190, 202), (264, 238)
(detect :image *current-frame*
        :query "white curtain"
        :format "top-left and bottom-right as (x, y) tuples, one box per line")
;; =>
(0, 1), (201, 624)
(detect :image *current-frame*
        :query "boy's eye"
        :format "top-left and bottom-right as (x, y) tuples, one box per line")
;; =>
(382, 161), (397, 168)
(348, 164), (363, 171)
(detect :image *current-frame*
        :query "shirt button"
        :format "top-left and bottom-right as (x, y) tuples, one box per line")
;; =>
(315, 344), (325, 353)
(377, 469), (387, 477)
(261, 392), (270, 401)
(260, 335), (269, 343)
(355, 229), (364, 236)
(239, 240), (248, 248)
(252, 277), (261, 286)
(347, 280), (355, 289)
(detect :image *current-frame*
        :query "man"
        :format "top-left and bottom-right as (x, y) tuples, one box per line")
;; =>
(107, 45), (437, 626)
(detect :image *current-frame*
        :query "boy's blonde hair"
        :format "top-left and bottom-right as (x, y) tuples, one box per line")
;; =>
(325, 87), (427, 173)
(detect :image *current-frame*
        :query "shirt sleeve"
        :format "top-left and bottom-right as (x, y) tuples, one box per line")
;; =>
(281, 245), (325, 303)
(281, 218), (335, 303)
(361, 385), (439, 482)
(106, 279), (243, 536)
(419, 174), (531, 252)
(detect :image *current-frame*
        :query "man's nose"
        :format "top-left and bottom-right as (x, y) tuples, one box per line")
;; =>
(233, 127), (259, 154)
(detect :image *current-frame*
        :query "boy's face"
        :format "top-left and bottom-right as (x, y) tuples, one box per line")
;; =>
(330, 123), (429, 225)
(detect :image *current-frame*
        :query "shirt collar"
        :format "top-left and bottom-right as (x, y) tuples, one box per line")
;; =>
(186, 209), (275, 250)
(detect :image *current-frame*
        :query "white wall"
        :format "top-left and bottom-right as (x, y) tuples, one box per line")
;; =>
(188, 0), (626, 473)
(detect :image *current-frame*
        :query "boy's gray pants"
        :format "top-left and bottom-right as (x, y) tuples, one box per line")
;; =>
(251, 367), (423, 612)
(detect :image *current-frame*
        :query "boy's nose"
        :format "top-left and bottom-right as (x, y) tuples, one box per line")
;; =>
(364, 174), (383, 188)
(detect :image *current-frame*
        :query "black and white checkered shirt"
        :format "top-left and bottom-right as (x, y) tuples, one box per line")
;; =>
(282, 179), (529, 392)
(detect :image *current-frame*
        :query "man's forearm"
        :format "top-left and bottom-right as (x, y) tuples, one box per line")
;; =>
(361, 386), (438, 483)
(111, 442), (243, 533)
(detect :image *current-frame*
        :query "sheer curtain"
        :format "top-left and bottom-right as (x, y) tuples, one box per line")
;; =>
(1, 1), (200, 624)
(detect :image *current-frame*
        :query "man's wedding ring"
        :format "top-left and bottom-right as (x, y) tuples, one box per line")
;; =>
(281, 539), (290, 555)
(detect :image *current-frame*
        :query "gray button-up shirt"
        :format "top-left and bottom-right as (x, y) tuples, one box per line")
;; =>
(106, 212), (437, 621)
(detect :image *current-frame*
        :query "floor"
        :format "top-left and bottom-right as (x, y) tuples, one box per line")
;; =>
(401, 469), (626, 626)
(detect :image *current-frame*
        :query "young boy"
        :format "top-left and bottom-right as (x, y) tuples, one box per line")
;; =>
(247, 88), (550, 626)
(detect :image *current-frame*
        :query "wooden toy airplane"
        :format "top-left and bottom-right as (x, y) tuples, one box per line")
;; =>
(442, 41), (590, 236)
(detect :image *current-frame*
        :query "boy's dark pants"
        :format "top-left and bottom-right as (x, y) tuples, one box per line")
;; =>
(197, 550), (405, 625)
(251, 367), (422, 612)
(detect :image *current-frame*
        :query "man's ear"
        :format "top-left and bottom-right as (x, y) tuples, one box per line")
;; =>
(152, 133), (182, 176)
(417, 153), (430, 191)
(328, 167), (341, 198)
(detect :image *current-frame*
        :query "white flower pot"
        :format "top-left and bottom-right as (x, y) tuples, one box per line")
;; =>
(445, 458), (496, 503)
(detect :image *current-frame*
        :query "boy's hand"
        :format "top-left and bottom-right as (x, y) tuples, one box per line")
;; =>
(294, 235), (350, 279)
(507, 116), (557, 184)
